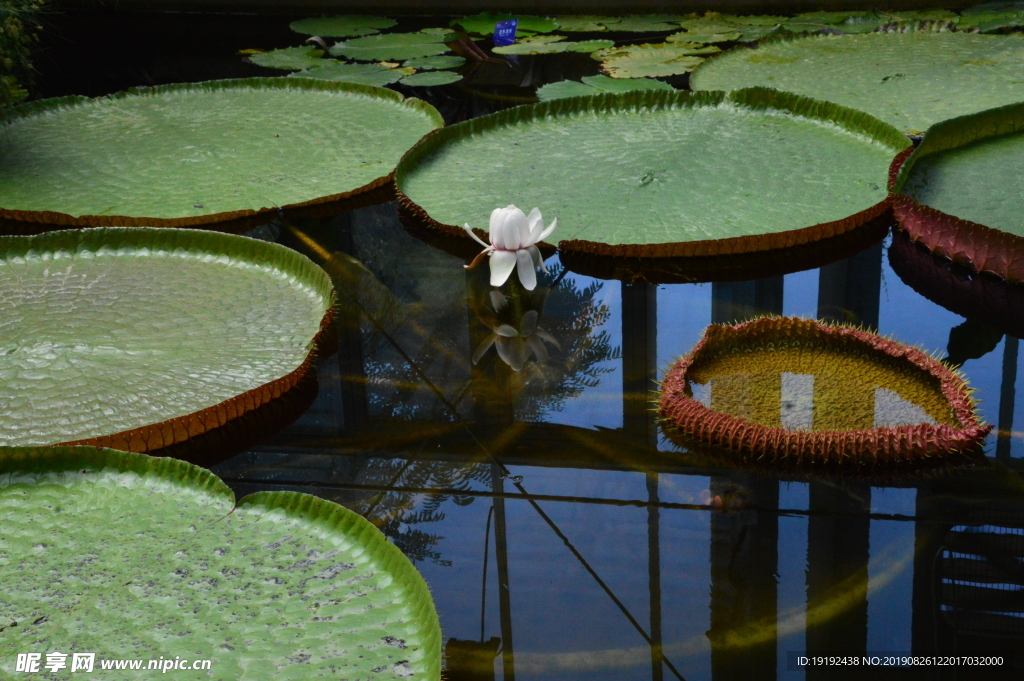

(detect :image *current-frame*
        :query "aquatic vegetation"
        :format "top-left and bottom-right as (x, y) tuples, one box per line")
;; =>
(690, 32), (1024, 134)
(660, 317), (992, 466)
(0, 78), (442, 231)
(247, 45), (328, 70)
(289, 14), (396, 37)
(611, 15), (687, 32)
(892, 100), (1024, 283)
(959, 1), (1024, 32)
(593, 42), (720, 78)
(0, 0), (43, 109)
(462, 204), (557, 290)
(396, 88), (906, 266)
(399, 70), (462, 87)
(450, 12), (558, 36)
(0, 446), (441, 679)
(330, 30), (453, 61)
(402, 54), (465, 70)
(288, 60), (414, 86)
(0, 228), (333, 451)
(493, 36), (614, 55)
(537, 75), (674, 101)
(551, 15), (621, 32)
(674, 15), (782, 42)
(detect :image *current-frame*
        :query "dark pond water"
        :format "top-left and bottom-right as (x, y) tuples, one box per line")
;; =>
(31, 10), (1024, 681)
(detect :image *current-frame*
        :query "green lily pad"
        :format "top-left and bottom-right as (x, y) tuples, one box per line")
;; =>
(722, 14), (788, 27)
(959, 2), (1024, 32)
(675, 17), (781, 42)
(247, 46), (328, 70)
(594, 42), (719, 78)
(896, 102), (1024, 240)
(289, 15), (397, 38)
(0, 78), (443, 227)
(552, 15), (620, 32)
(0, 227), (332, 449)
(451, 12), (558, 36)
(667, 30), (741, 44)
(884, 9), (959, 25)
(288, 61), (414, 86)
(400, 70), (463, 87)
(690, 33), (1024, 134)
(788, 11), (858, 25)
(403, 55), (466, 70)
(330, 31), (452, 61)
(537, 74), (674, 101)
(612, 15), (685, 32)
(0, 446), (441, 679)
(494, 37), (614, 55)
(396, 88), (907, 258)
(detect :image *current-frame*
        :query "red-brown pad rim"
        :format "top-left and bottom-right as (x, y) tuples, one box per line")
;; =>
(887, 228), (1024, 339)
(0, 226), (335, 454)
(888, 101), (1024, 283)
(394, 86), (909, 261)
(658, 317), (992, 464)
(0, 78), (442, 234)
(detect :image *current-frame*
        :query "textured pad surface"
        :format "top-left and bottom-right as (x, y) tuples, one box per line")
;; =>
(0, 448), (440, 680)
(691, 33), (1024, 133)
(0, 229), (331, 446)
(0, 79), (440, 221)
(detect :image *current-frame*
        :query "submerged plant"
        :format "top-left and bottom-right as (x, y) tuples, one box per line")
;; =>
(0, 0), (44, 109)
(463, 204), (557, 290)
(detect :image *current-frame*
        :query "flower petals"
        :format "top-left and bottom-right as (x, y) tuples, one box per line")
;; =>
(463, 223), (491, 249)
(538, 217), (557, 243)
(515, 248), (537, 290)
(489, 249), (517, 287)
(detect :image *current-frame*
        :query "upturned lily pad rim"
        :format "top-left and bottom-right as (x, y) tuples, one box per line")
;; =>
(659, 317), (992, 464)
(890, 101), (1024, 283)
(395, 87), (909, 260)
(0, 227), (335, 453)
(0, 445), (442, 680)
(0, 78), (443, 234)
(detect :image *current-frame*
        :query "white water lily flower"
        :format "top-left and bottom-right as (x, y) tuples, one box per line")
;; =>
(463, 205), (557, 290)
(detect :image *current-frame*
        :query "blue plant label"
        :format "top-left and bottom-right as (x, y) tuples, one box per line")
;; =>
(493, 19), (518, 47)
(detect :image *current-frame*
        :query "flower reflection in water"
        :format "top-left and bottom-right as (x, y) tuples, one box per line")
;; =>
(463, 204), (557, 290)
(472, 287), (560, 372)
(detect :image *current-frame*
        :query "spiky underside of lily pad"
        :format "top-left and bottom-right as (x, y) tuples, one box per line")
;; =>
(891, 101), (1024, 283)
(888, 229), (1024, 340)
(0, 446), (441, 680)
(395, 87), (907, 261)
(0, 228), (334, 452)
(660, 317), (991, 465)
(0, 79), (442, 234)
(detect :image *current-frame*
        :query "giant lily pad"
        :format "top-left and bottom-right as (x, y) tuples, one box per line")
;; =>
(594, 42), (720, 78)
(891, 101), (1024, 282)
(330, 31), (452, 61)
(552, 15), (620, 32)
(494, 36), (614, 55)
(660, 317), (991, 469)
(612, 15), (686, 32)
(395, 88), (908, 264)
(959, 2), (1024, 33)
(400, 70), (463, 87)
(289, 14), (397, 38)
(675, 16), (782, 42)
(0, 227), (333, 451)
(0, 78), (442, 231)
(690, 32), (1024, 134)
(402, 55), (466, 70)
(0, 446), (441, 679)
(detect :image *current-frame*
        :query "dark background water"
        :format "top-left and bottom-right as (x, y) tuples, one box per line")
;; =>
(25, 10), (1024, 680)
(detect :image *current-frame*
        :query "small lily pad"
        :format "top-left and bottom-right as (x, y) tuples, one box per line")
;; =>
(723, 14), (788, 27)
(330, 31), (452, 61)
(667, 30), (741, 44)
(400, 70), (463, 87)
(451, 13), (559, 36)
(0, 446), (442, 679)
(594, 42), (719, 78)
(612, 15), (685, 32)
(248, 46), (328, 70)
(494, 37), (614, 55)
(403, 55), (466, 70)
(289, 15), (397, 38)
(553, 15), (620, 32)
(289, 61), (414, 86)
(788, 11), (858, 25)
(537, 74), (674, 101)
(675, 17), (781, 42)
